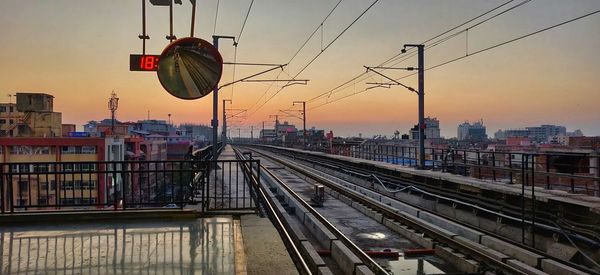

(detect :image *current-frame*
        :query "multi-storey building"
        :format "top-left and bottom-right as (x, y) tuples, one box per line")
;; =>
(495, 124), (567, 143)
(457, 120), (487, 141)
(0, 137), (124, 210)
(410, 117), (441, 140)
(0, 93), (62, 138)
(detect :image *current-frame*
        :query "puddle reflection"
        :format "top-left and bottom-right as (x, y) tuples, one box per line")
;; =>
(0, 217), (238, 274)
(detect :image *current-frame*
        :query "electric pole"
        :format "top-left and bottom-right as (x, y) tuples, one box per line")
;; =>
(405, 44), (425, 169)
(262, 121), (265, 143)
(293, 101), (307, 150)
(251, 126), (254, 143)
(211, 35), (235, 160)
(222, 99), (232, 144)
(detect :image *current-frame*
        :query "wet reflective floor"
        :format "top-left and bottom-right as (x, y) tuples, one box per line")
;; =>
(0, 217), (242, 275)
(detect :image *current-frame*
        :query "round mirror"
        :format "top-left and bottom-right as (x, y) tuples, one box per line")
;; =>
(157, 37), (223, 100)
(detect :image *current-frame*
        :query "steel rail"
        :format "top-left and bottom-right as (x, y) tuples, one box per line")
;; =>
(256, 146), (599, 274)
(248, 147), (528, 275)
(233, 148), (313, 275)
(235, 148), (390, 274)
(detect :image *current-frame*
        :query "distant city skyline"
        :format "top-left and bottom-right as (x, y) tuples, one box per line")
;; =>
(1, 1), (599, 138)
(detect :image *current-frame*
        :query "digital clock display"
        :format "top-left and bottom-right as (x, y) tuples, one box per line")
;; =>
(129, 54), (160, 71)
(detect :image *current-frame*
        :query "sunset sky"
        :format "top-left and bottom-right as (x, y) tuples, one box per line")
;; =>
(1, 0), (599, 138)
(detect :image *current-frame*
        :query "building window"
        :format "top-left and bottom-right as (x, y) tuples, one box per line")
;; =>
(16, 199), (27, 206)
(18, 181), (28, 191)
(60, 198), (74, 205)
(62, 146), (77, 154)
(38, 197), (48, 205)
(0, 119), (5, 124)
(62, 181), (74, 190)
(10, 146), (32, 155)
(33, 146), (50, 155)
(81, 146), (96, 154)
(11, 164), (30, 173)
(0, 106), (5, 112)
(80, 163), (96, 171)
(82, 180), (96, 190)
(62, 164), (74, 171)
(33, 164), (50, 172)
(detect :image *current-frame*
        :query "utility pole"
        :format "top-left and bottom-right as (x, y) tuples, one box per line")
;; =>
(293, 101), (307, 150)
(251, 126), (254, 143)
(269, 115), (279, 144)
(238, 128), (241, 142)
(222, 99), (232, 144)
(405, 44), (426, 169)
(211, 35), (236, 160)
(262, 121), (265, 143)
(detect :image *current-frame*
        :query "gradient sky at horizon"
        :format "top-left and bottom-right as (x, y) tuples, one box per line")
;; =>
(1, 0), (599, 138)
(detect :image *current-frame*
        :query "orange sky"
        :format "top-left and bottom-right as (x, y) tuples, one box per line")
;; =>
(1, 0), (599, 137)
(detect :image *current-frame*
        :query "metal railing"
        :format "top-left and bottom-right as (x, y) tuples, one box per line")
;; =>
(0, 159), (260, 213)
(314, 144), (600, 196)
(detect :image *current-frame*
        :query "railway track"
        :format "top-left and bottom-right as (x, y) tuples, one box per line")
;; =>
(238, 145), (598, 275)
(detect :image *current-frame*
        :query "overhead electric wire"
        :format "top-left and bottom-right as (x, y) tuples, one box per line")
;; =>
(309, 9), (600, 110)
(307, 0), (526, 104)
(237, 0), (255, 44)
(247, 0), (380, 117)
(229, 0), (255, 101)
(243, 0), (344, 115)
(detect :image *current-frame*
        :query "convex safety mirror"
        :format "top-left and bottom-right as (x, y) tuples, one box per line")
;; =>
(157, 37), (223, 100)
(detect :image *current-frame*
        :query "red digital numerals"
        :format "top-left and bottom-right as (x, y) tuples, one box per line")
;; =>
(139, 56), (159, 70)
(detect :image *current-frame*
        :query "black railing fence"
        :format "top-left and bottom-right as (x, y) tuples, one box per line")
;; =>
(327, 144), (599, 196)
(344, 145), (600, 196)
(0, 159), (259, 213)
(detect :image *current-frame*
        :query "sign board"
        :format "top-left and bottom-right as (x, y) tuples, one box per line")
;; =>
(68, 132), (91, 138)
(157, 37), (223, 100)
(130, 55), (160, 71)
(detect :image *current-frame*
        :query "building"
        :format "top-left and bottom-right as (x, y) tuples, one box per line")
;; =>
(457, 120), (487, 141)
(495, 129), (528, 140)
(0, 137), (125, 209)
(0, 93), (62, 137)
(179, 123), (211, 142)
(276, 121), (298, 144)
(495, 124), (567, 143)
(526, 125), (566, 142)
(410, 117), (441, 140)
(0, 103), (18, 137)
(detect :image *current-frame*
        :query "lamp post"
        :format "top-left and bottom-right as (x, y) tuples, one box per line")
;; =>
(293, 101), (307, 150)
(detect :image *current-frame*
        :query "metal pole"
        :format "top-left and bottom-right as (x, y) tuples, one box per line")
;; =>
(211, 37), (220, 161)
(262, 121), (265, 143)
(141, 0), (147, 54)
(302, 102), (306, 149)
(190, 0), (196, 37)
(417, 45), (425, 169)
(251, 126), (254, 143)
(222, 99), (229, 144)
(168, 0), (175, 42)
